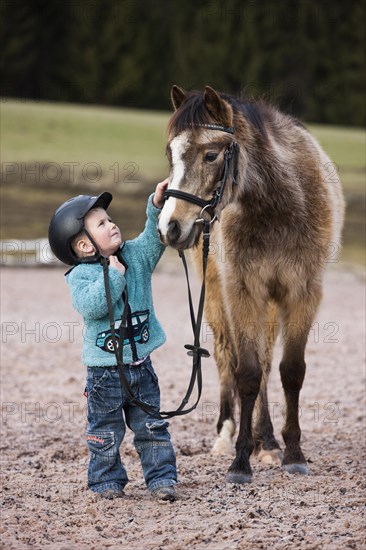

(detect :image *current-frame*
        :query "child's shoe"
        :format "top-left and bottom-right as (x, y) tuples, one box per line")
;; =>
(151, 486), (177, 503)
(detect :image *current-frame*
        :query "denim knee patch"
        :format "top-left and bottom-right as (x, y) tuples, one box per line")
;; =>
(146, 419), (170, 434)
(135, 418), (176, 472)
(136, 418), (173, 447)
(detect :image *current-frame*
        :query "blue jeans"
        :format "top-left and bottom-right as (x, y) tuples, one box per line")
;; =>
(85, 356), (177, 494)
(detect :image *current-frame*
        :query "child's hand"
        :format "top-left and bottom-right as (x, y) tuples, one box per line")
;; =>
(152, 178), (169, 208)
(109, 255), (126, 276)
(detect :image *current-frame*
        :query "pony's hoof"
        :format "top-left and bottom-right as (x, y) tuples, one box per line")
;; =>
(225, 471), (252, 484)
(257, 448), (284, 466)
(282, 463), (309, 475)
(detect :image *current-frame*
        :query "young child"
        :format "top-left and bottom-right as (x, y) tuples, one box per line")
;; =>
(48, 179), (178, 502)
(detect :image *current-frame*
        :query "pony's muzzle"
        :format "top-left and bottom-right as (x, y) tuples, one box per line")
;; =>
(166, 219), (181, 244)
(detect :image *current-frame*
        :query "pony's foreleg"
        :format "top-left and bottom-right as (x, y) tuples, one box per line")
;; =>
(225, 297), (267, 484)
(226, 336), (262, 483)
(279, 285), (322, 475)
(253, 303), (283, 465)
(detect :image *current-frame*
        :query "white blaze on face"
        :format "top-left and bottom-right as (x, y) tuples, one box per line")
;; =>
(158, 132), (188, 238)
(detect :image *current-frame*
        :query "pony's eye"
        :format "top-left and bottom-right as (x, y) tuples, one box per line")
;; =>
(204, 152), (218, 162)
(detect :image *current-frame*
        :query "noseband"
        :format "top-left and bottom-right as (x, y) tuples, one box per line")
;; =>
(163, 124), (240, 223)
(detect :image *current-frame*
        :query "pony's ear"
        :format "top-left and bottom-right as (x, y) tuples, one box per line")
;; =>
(171, 86), (187, 111)
(203, 86), (233, 127)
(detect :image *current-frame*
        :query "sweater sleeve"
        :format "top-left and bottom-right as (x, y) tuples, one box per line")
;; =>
(130, 194), (166, 272)
(67, 264), (125, 320)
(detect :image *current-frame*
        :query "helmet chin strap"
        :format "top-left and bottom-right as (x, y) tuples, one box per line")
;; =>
(78, 227), (103, 264)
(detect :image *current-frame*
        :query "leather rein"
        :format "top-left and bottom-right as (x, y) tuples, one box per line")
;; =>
(159, 124), (240, 417)
(102, 123), (239, 420)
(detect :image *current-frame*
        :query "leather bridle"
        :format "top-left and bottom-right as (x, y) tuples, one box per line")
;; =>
(164, 125), (240, 224)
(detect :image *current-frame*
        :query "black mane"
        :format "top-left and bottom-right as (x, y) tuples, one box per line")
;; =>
(222, 94), (268, 140)
(168, 90), (268, 140)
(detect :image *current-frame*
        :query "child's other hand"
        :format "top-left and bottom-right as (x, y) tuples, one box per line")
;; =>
(109, 255), (126, 276)
(153, 178), (169, 208)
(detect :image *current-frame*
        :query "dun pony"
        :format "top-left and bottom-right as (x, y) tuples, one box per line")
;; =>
(158, 85), (344, 483)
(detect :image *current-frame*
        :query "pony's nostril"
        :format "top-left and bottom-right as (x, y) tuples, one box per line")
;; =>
(167, 219), (181, 242)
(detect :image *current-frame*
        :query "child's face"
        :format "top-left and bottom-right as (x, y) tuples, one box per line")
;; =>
(84, 208), (122, 257)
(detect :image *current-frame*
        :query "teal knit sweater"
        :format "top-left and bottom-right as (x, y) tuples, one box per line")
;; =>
(66, 194), (166, 366)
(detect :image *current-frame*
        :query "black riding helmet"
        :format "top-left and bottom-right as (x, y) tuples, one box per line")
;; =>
(48, 192), (112, 265)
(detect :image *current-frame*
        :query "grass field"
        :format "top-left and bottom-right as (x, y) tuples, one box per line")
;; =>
(1, 100), (169, 181)
(1, 99), (365, 264)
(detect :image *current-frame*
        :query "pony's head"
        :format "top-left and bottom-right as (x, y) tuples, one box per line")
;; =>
(158, 85), (241, 249)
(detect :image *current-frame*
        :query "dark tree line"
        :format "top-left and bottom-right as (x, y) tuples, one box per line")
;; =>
(1, 0), (365, 125)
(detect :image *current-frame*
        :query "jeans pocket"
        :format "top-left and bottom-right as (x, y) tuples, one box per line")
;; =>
(143, 360), (159, 386)
(86, 430), (115, 459)
(87, 369), (122, 414)
(139, 360), (160, 409)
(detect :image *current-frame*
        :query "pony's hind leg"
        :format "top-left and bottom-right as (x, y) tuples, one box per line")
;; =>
(279, 339), (308, 474)
(254, 381), (283, 466)
(253, 303), (283, 466)
(211, 333), (236, 456)
(204, 283), (236, 456)
(279, 284), (322, 475)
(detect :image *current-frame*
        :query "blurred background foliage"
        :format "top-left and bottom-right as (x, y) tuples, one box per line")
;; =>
(0, 0), (365, 265)
(1, 0), (365, 125)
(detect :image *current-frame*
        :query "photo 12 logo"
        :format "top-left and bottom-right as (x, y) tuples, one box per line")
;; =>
(1, 161), (141, 186)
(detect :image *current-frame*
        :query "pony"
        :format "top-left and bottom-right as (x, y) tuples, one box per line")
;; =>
(158, 85), (344, 483)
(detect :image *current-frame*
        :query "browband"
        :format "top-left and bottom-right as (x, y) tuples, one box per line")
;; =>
(189, 123), (234, 134)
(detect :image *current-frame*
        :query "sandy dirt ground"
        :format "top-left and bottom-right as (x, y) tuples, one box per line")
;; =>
(1, 256), (365, 549)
